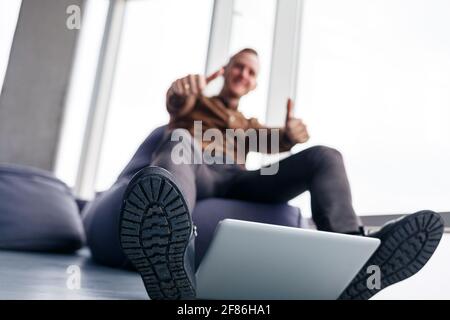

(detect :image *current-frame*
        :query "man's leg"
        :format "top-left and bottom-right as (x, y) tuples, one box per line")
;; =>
(119, 165), (197, 300)
(149, 129), (230, 212)
(225, 145), (444, 300)
(118, 129), (230, 300)
(225, 145), (362, 234)
(120, 129), (205, 300)
(340, 210), (443, 299)
(82, 128), (202, 270)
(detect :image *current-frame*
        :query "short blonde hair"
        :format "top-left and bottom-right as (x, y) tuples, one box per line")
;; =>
(229, 48), (259, 64)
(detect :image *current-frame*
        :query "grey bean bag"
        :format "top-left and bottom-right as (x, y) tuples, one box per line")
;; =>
(0, 164), (85, 252)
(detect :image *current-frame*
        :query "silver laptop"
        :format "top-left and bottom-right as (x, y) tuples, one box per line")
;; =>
(195, 219), (380, 300)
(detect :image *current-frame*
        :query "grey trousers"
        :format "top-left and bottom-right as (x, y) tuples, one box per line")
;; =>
(151, 129), (361, 234)
(82, 127), (362, 268)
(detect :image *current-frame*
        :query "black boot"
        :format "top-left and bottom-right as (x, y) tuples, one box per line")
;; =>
(339, 210), (444, 300)
(119, 166), (196, 300)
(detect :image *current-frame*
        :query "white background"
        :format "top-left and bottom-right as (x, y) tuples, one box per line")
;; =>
(291, 0), (450, 216)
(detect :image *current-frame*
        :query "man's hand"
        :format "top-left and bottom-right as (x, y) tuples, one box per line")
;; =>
(284, 98), (309, 144)
(168, 68), (224, 98)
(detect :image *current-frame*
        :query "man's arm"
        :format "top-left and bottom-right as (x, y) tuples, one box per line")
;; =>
(166, 69), (224, 117)
(166, 76), (199, 117)
(248, 98), (309, 153)
(283, 98), (309, 145)
(247, 118), (296, 153)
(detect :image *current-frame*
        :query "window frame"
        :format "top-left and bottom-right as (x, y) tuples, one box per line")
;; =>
(71, 0), (305, 198)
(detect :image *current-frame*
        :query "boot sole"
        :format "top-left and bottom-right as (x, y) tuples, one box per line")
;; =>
(339, 210), (444, 300)
(119, 167), (195, 300)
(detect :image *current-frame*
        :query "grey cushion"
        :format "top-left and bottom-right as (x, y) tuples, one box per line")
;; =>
(0, 164), (85, 252)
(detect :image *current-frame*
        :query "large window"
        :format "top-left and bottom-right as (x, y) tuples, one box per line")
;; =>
(0, 0), (22, 91)
(292, 0), (450, 216)
(96, 0), (213, 191)
(64, 0), (450, 216)
(55, 0), (110, 187)
(225, 0), (278, 170)
(228, 0), (277, 121)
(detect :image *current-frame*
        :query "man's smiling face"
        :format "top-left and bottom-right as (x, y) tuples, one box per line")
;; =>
(223, 51), (260, 99)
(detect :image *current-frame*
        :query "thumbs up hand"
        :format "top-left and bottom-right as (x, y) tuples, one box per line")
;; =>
(284, 98), (309, 144)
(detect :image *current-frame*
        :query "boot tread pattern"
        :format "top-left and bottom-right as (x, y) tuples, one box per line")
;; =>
(120, 173), (195, 300)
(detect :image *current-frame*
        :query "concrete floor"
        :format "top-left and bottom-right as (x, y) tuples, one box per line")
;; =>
(0, 235), (449, 300)
(0, 249), (147, 300)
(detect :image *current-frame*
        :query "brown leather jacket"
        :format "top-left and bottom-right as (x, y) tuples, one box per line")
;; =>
(167, 93), (295, 164)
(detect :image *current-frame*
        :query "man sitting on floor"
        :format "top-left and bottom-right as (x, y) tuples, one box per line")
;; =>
(85, 48), (444, 300)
